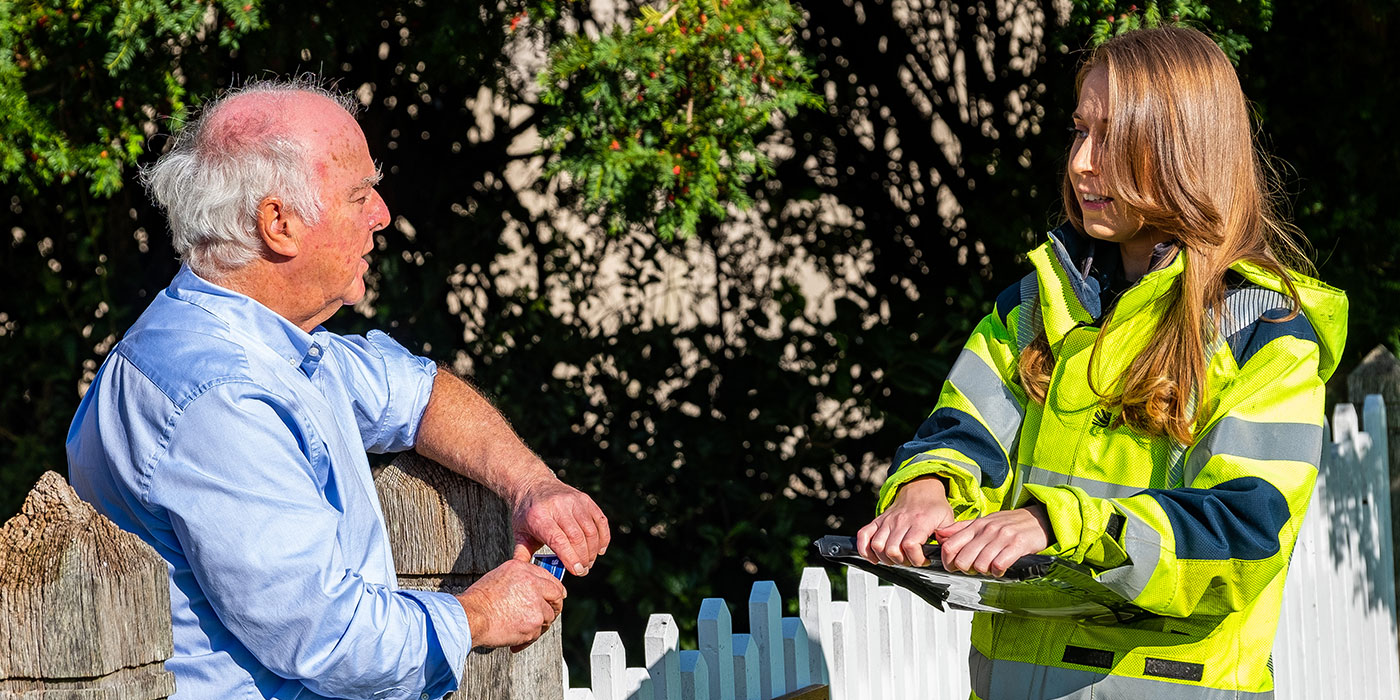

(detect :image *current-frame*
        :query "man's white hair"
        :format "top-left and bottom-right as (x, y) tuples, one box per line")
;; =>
(140, 76), (361, 274)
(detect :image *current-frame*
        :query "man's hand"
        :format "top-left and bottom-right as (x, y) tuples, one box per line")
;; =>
(457, 548), (567, 652)
(933, 504), (1053, 577)
(856, 476), (955, 566)
(512, 476), (610, 577)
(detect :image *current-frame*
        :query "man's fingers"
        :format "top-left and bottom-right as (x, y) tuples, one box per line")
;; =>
(550, 520), (590, 575)
(573, 504), (601, 569)
(593, 508), (611, 556)
(512, 543), (534, 563)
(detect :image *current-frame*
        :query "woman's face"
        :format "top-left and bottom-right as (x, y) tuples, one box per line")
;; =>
(1070, 65), (1145, 243)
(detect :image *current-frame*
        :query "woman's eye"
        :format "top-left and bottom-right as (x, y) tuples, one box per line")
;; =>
(1068, 126), (1087, 140)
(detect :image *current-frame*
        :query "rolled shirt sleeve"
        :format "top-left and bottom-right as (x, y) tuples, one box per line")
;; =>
(149, 383), (468, 700)
(330, 329), (439, 454)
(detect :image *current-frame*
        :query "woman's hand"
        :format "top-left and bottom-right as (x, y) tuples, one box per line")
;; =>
(855, 476), (955, 566)
(934, 504), (1053, 577)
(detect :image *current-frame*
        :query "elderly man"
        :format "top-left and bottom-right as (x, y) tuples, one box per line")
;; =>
(66, 80), (608, 700)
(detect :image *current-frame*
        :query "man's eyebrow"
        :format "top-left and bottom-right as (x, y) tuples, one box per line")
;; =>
(350, 164), (384, 193)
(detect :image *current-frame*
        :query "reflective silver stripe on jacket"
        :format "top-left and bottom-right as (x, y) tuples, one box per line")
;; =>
(1183, 417), (1324, 487)
(947, 348), (1024, 453)
(1016, 271), (1041, 354)
(970, 646), (1274, 700)
(1021, 465), (1146, 499)
(1095, 508), (1162, 601)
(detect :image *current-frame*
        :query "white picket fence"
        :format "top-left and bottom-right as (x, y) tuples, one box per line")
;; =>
(566, 397), (1400, 699)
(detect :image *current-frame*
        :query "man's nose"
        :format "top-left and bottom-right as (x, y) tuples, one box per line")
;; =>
(369, 191), (390, 232)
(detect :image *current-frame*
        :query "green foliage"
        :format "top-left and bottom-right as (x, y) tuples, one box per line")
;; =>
(0, 0), (261, 197)
(1074, 0), (1273, 62)
(538, 0), (820, 240)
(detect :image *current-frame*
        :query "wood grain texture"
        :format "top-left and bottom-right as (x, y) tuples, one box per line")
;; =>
(772, 684), (830, 700)
(375, 453), (562, 700)
(0, 471), (175, 699)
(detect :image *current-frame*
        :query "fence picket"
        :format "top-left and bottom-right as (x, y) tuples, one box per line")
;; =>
(748, 581), (785, 698)
(875, 587), (901, 699)
(645, 614), (681, 700)
(826, 601), (857, 700)
(731, 633), (760, 700)
(680, 651), (709, 700)
(625, 668), (654, 700)
(591, 632), (626, 700)
(781, 617), (811, 692)
(699, 598), (736, 700)
(845, 568), (879, 700)
(797, 568), (831, 686)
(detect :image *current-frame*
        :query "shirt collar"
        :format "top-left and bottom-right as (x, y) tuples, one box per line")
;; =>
(165, 265), (330, 377)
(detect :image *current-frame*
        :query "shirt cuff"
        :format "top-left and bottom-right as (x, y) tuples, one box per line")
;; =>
(398, 589), (472, 698)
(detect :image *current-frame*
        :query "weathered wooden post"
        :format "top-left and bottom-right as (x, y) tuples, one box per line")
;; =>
(0, 471), (176, 699)
(1347, 345), (1400, 585)
(374, 452), (563, 700)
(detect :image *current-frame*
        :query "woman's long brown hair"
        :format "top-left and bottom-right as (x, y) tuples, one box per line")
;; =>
(1018, 26), (1311, 444)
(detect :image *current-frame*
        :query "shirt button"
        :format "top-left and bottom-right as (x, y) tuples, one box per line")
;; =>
(308, 345), (321, 357)
(421, 694), (429, 700)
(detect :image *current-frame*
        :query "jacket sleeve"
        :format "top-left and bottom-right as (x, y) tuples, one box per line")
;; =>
(1022, 315), (1327, 618)
(876, 294), (1029, 520)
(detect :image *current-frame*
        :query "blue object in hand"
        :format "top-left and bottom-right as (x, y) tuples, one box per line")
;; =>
(532, 549), (566, 581)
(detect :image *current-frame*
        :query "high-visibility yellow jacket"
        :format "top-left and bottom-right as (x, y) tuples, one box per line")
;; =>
(877, 224), (1348, 699)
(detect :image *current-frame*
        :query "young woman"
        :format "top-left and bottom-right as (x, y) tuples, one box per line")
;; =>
(857, 26), (1348, 699)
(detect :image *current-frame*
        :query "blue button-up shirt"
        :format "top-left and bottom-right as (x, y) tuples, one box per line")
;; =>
(67, 266), (470, 700)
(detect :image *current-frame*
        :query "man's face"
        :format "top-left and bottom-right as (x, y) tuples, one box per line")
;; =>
(298, 109), (389, 313)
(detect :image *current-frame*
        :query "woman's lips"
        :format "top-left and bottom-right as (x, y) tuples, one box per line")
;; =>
(1082, 194), (1113, 212)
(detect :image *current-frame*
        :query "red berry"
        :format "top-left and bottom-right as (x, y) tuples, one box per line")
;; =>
(637, 94), (644, 102)
(114, 97), (124, 110)
(100, 150), (109, 158)
(36, 15), (47, 27)
(645, 25), (655, 33)
(735, 24), (744, 33)
(700, 13), (707, 23)
(673, 165), (681, 175)
(649, 71), (657, 78)
(669, 48), (676, 55)
(242, 4), (252, 11)
(667, 194), (676, 202)
(1107, 15), (1115, 22)
(610, 140), (620, 150)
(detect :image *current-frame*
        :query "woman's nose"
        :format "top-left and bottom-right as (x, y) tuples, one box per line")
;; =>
(1070, 136), (1096, 176)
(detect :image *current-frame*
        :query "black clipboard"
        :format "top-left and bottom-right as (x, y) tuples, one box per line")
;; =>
(814, 535), (1156, 625)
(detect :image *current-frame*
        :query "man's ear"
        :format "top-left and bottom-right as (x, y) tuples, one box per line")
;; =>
(256, 196), (300, 258)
